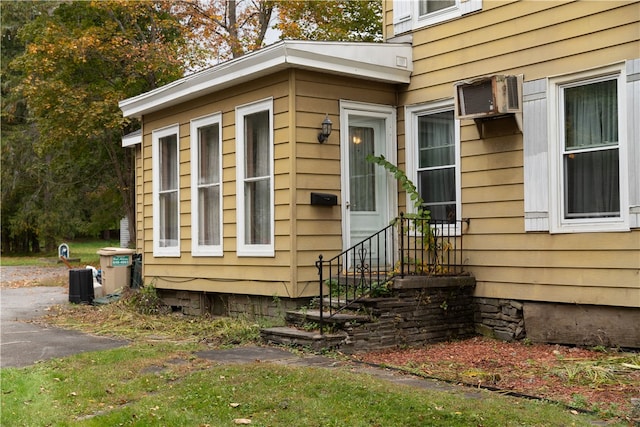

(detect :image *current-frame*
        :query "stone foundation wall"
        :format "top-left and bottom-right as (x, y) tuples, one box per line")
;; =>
(473, 298), (525, 342)
(340, 276), (476, 352)
(214, 293), (306, 320)
(474, 299), (640, 348)
(158, 289), (307, 320)
(158, 289), (208, 316)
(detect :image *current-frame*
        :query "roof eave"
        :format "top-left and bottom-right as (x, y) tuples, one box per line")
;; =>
(119, 41), (412, 119)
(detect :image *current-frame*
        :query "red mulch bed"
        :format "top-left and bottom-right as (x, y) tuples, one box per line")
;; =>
(354, 336), (640, 421)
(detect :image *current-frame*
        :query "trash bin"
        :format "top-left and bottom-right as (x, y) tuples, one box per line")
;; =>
(97, 247), (136, 295)
(130, 253), (143, 289)
(69, 268), (94, 304)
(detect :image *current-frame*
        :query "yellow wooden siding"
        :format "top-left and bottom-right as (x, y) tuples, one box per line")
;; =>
(390, 0), (639, 306)
(150, 277), (296, 297)
(136, 68), (400, 297)
(138, 73), (293, 296)
(292, 71), (398, 283)
(475, 281), (638, 308)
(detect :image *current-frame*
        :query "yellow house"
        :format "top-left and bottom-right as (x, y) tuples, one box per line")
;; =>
(384, 0), (639, 347)
(120, 41), (413, 317)
(121, 1), (640, 347)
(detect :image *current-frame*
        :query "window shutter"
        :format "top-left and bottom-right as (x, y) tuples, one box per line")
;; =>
(523, 78), (549, 232)
(393, 0), (413, 35)
(627, 58), (640, 228)
(460, 0), (482, 15)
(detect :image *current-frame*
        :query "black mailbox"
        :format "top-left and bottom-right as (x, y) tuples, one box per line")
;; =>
(310, 192), (338, 206)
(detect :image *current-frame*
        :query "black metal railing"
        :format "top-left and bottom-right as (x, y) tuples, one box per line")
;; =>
(315, 213), (468, 333)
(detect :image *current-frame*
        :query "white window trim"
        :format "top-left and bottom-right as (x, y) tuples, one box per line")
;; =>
(152, 124), (181, 257)
(235, 98), (274, 257)
(416, 1), (460, 27)
(414, 0), (481, 29)
(392, 0), (481, 35)
(190, 113), (223, 257)
(548, 63), (629, 233)
(405, 99), (462, 236)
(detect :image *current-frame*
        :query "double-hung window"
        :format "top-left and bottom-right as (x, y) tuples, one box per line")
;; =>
(562, 78), (620, 220)
(236, 98), (274, 256)
(549, 65), (628, 233)
(191, 114), (223, 256)
(153, 125), (180, 257)
(406, 101), (461, 230)
(524, 62), (638, 233)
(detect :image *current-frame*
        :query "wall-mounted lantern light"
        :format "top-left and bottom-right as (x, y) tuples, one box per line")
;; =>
(317, 115), (333, 143)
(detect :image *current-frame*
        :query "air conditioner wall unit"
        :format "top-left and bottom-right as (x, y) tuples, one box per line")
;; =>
(454, 74), (522, 120)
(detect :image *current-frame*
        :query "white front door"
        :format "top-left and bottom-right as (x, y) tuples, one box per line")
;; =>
(340, 102), (396, 267)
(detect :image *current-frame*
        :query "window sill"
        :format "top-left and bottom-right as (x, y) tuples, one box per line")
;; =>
(550, 221), (630, 234)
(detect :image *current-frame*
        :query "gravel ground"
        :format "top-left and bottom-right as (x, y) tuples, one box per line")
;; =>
(0, 265), (69, 286)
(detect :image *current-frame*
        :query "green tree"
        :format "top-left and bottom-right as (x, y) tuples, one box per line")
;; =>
(1, 1), (58, 253)
(9, 1), (189, 252)
(3, 0), (383, 253)
(275, 0), (382, 42)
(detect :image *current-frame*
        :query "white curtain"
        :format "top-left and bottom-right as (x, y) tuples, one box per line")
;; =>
(563, 79), (619, 218)
(244, 110), (270, 244)
(198, 125), (220, 246)
(349, 126), (375, 212)
(159, 134), (178, 247)
(417, 111), (456, 222)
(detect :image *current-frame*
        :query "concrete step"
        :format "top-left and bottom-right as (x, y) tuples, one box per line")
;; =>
(260, 326), (349, 351)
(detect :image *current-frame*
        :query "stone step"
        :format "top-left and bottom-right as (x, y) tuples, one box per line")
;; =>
(260, 326), (349, 351)
(285, 309), (371, 326)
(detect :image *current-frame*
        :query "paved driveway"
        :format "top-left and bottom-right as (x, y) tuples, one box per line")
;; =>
(1, 284), (127, 368)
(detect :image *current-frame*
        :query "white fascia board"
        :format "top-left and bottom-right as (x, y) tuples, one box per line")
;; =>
(284, 42), (412, 84)
(121, 129), (142, 147)
(119, 41), (412, 119)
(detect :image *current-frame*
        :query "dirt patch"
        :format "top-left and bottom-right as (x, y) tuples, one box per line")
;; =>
(354, 336), (640, 421)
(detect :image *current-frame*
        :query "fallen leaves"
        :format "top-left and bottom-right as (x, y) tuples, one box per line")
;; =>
(356, 336), (640, 419)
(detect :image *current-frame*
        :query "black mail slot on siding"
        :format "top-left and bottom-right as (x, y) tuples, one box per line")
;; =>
(310, 192), (337, 206)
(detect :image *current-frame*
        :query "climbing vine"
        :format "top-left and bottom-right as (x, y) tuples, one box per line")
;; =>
(366, 154), (430, 221)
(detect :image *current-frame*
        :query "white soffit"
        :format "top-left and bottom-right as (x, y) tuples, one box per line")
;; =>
(119, 41), (413, 118)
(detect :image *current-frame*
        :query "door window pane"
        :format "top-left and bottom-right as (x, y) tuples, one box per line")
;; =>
(349, 126), (375, 212)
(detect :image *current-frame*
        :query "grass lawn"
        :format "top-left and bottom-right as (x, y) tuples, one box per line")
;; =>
(1, 300), (622, 427)
(0, 240), (120, 267)
(0, 253), (632, 426)
(1, 341), (610, 427)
